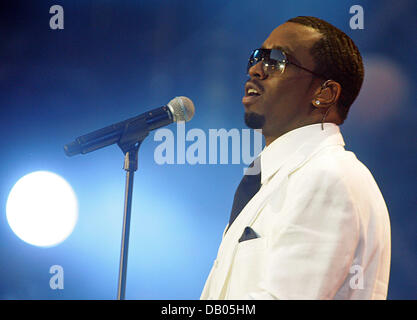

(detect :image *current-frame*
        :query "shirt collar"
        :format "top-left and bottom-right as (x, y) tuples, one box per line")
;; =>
(259, 123), (344, 185)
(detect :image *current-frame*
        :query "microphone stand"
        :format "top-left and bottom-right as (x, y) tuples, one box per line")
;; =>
(117, 144), (139, 300)
(115, 118), (149, 300)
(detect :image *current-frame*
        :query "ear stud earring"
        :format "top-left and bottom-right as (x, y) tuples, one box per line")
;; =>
(315, 100), (320, 105)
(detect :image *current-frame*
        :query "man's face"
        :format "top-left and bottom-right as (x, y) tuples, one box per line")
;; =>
(243, 22), (323, 143)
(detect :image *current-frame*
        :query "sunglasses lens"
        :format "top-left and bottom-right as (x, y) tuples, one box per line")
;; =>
(268, 49), (287, 73)
(247, 49), (286, 74)
(269, 49), (286, 62)
(247, 49), (262, 74)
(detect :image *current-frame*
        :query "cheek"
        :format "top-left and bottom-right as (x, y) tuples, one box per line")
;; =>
(265, 81), (294, 106)
(267, 77), (311, 106)
(264, 84), (308, 120)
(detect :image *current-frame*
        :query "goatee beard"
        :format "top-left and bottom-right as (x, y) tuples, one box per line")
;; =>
(244, 112), (265, 129)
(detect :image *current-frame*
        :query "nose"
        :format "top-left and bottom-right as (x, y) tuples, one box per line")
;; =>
(248, 61), (267, 80)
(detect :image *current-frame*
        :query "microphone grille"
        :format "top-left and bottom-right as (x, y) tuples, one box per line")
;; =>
(167, 96), (195, 122)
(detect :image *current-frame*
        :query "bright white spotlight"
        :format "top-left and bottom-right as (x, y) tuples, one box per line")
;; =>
(6, 171), (78, 247)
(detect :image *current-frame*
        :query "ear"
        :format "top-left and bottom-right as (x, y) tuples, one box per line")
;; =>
(311, 80), (342, 108)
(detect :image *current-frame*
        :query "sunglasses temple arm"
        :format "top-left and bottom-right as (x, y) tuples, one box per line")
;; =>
(289, 62), (325, 79)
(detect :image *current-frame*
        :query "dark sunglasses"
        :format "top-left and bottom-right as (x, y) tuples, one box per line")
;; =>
(247, 48), (325, 78)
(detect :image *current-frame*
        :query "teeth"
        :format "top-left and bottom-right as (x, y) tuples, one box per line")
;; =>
(248, 88), (258, 95)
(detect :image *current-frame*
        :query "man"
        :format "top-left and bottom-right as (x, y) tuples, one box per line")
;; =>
(201, 16), (391, 300)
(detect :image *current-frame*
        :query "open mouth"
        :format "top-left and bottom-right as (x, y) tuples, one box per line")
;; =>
(243, 82), (263, 105)
(246, 88), (261, 96)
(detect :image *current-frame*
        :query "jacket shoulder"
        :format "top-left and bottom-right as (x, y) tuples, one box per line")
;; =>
(294, 145), (374, 184)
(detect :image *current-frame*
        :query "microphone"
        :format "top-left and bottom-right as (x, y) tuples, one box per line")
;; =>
(64, 96), (195, 156)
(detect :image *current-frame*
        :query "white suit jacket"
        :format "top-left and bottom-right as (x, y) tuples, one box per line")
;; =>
(201, 123), (391, 300)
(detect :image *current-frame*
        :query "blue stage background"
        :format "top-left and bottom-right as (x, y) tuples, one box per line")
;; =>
(0, 0), (415, 299)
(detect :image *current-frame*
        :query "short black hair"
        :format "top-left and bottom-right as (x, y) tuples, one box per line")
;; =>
(287, 16), (364, 123)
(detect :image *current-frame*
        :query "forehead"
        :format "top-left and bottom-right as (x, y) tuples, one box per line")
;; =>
(262, 22), (322, 64)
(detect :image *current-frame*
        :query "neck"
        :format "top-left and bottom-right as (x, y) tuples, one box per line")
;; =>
(264, 120), (334, 146)
(262, 121), (310, 146)
(264, 135), (278, 147)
